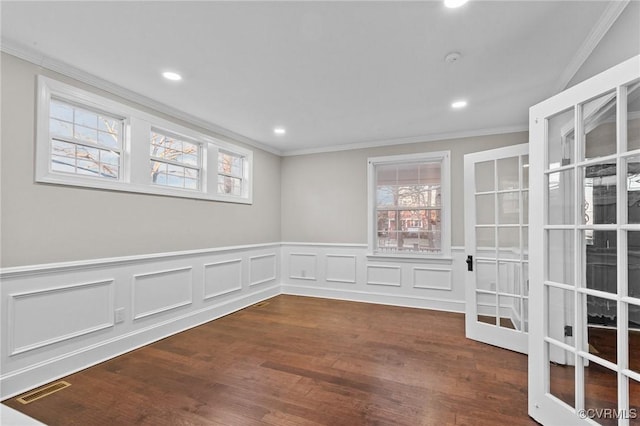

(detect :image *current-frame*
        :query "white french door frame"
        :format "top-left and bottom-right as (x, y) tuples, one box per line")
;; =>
(529, 55), (640, 426)
(464, 143), (529, 355)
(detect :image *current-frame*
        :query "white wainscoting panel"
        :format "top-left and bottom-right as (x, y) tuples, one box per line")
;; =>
(281, 243), (465, 313)
(412, 267), (452, 290)
(9, 280), (114, 356)
(325, 255), (357, 284)
(289, 253), (317, 281)
(133, 267), (193, 320)
(204, 259), (242, 300)
(366, 265), (402, 287)
(1, 242), (467, 401)
(0, 243), (280, 400)
(249, 253), (277, 286)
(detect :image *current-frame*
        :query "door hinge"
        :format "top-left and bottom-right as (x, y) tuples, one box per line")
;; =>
(564, 325), (573, 337)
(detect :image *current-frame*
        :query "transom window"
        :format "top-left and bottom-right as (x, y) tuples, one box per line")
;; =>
(36, 76), (253, 204)
(217, 151), (245, 196)
(150, 131), (201, 190)
(49, 99), (123, 180)
(368, 152), (451, 258)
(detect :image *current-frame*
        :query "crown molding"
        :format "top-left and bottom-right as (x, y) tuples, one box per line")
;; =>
(281, 125), (528, 157)
(553, 1), (629, 93)
(0, 40), (283, 157)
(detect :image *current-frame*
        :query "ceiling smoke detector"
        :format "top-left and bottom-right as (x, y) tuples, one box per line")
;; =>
(444, 52), (462, 64)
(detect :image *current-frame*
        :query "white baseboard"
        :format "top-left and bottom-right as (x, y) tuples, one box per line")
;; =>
(282, 284), (464, 313)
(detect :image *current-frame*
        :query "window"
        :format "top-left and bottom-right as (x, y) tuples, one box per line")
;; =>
(368, 152), (451, 258)
(49, 99), (123, 180)
(36, 76), (253, 204)
(150, 131), (201, 190)
(217, 151), (245, 196)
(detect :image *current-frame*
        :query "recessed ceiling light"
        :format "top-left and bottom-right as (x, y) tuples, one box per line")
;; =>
(274, 127), (286, 135)
(444, 0), (469, 8)
(162, 71), (182, 81)
(451, 100), (468, 109)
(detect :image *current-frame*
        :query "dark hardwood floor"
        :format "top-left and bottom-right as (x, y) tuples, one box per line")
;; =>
(4, 296), (540, 425)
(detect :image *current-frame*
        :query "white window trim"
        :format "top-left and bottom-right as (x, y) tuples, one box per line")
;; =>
(35, 76), (253, 204)
(149, 128), (203, 191)
(367, 151), (451, 260)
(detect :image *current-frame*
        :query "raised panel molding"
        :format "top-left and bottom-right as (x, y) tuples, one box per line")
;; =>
(9, 280), (114, 356)
(366, 264), (402, 287)
(249, 253), (277, 286)
(133, 267), (193, 320)
(325, 254), (357, 284)
(289, 253), (317, 281)
(0, 242), (468, 400)
(204, 259), (242, 300)
(412, 267), (453, 291)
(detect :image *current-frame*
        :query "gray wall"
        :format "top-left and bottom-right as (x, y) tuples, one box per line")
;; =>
(280, 132), (528, 247)
(0, 53), (281, 267)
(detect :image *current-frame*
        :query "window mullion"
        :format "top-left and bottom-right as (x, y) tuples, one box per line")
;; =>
(150, 156), (201, 171)
(51, 135), (121, 154)
(128, 117), (150, 185)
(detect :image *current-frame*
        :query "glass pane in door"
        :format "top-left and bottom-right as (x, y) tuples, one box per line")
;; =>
(498, 260), (519, 294)
(498, 156), (520, 190)
(627, 81), (640, 152)
(548, 108), (575, 169)
(584, 163), (617, 225)
(629, 156), (640, 224)
(476, 260), (497, 292)
(585, 230), (617, 294)
(477, 292), (497, 325)
(475, 160), (495, 192)
(548, 169), (575, 225)
(548, 342), (576, 409)
(547, 285), (575, 344)
(584, 363), (618, 426)
(476, 194), (495, 224)
(547, 230), (575, 285)
(628, 301), (640, 376)
(476, 227), (496, 251)
(498, 192), (520, 224)
(629, 378), (640, 424)
(630, 231), (640, 300)
(498, 227), (519, 249)
(499, 294), (520, 330)
(584, 293), (618, 365)
(583, 91), (616, 161)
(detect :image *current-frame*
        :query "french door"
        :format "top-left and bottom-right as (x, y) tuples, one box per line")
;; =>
(529, 55), (640, 425)
(464, 144), (529, 354)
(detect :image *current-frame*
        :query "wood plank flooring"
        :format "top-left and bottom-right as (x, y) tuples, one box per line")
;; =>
(3, 295), (539, 425)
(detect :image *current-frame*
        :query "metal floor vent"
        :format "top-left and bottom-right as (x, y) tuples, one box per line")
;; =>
(17, 381), (71, 404)
(253, 301), (270, 308)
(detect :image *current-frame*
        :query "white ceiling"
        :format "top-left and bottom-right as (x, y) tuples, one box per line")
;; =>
(0, 1), (621, 155)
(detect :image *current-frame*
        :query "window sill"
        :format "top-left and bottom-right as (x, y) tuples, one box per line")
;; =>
(366, 253), (453, 264)
(36, 173), (253, 205)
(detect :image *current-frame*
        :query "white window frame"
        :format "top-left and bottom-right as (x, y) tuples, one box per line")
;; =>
(35, 76), (253, 204)
(48, 98), (125, 181)
(149, 128), (203, 191)
(217, 149), (250, 199)
(367, 151), (451, 260)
